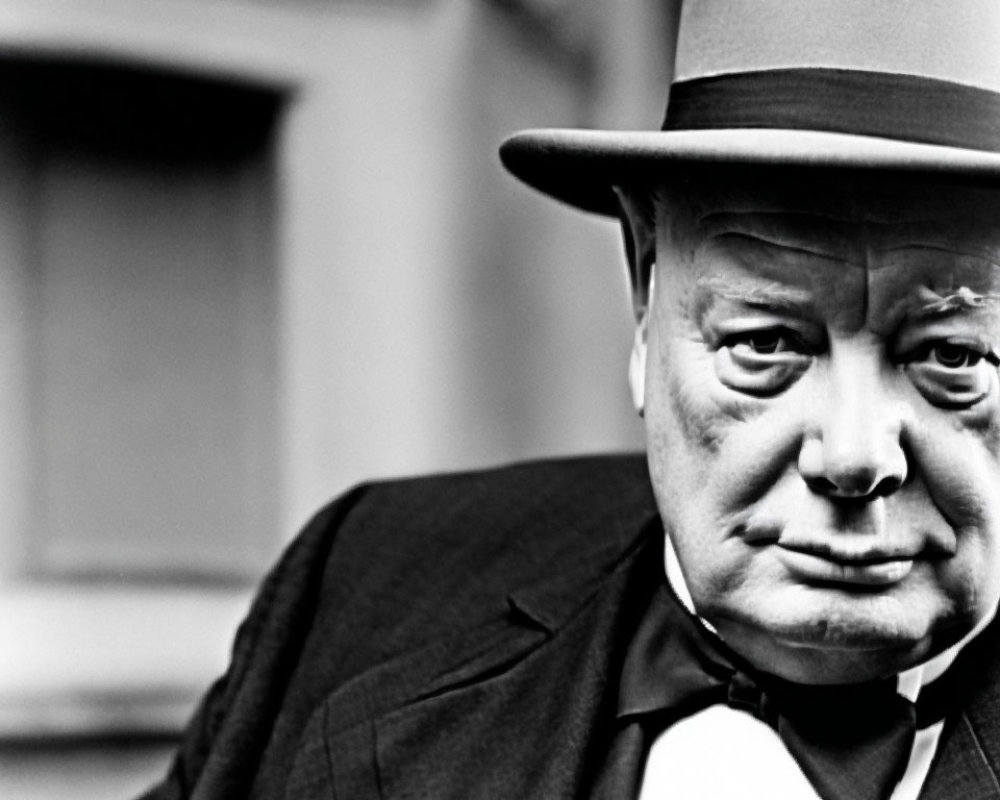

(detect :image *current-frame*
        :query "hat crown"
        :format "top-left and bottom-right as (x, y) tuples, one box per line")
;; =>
(676, 0), (1000, 93)
(499, 0), (1000, 216)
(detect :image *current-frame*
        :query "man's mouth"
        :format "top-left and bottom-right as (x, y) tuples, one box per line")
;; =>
(775, 543), (916, 587)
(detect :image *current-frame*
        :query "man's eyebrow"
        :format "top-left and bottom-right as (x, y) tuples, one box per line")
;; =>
(911, 286), (1000, 320)
(695, 275), (814, 312)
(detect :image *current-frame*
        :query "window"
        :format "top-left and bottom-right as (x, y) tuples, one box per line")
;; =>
(0, 59), (285, 738)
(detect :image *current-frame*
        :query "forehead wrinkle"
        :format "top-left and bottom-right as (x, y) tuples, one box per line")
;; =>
(857, 216), (1000, 263)
(696, 211), (864, 266)
(717, 232), (864, 269)
(871, 242), (1000, 269)
(692, 209), (1000, 265)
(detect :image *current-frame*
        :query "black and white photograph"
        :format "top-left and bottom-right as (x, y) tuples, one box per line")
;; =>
(4, 2), (1000, 799)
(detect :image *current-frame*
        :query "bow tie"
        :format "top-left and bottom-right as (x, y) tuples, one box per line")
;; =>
(617, 584), (953, 800)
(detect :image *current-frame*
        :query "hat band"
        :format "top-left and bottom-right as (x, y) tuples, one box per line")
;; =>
(663, 68), (1000, 153)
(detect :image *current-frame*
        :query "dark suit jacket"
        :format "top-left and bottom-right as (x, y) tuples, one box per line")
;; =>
(141, 454), (1000, 799)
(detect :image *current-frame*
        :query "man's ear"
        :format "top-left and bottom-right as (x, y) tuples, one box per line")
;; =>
(628, 271), (653, 416)
(614, 186), (657, 322)
(615, 187), (656, 416)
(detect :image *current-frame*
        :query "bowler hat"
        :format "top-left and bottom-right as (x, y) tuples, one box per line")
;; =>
(500, 0), (1000, 216)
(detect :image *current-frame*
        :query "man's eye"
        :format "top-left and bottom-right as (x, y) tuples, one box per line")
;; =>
(903, 340), (999, 409)
(907, 341), (999, 369)
(926, 343), (983, 369)
(726, 329), (806, 355)
(715, 328), (812, 397)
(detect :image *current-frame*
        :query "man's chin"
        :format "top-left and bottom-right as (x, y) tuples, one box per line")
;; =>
(715, 609), (939, 683)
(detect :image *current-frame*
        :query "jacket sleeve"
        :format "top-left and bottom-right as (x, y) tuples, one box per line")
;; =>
(136, 484), (368, 800)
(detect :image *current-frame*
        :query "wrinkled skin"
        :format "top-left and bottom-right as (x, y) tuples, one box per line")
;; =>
(623, 173), (1000, 684)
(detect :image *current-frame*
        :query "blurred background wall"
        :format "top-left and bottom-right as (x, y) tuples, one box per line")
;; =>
(0, 0), (678, 796)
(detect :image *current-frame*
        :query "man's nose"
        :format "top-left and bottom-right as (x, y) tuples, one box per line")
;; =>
(797, 352), (910, 499)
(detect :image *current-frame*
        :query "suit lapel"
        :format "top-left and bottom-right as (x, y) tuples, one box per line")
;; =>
(920, 619), (1000, 799)
(322, 514), (661, 799)
(920, 716), (1000, 800)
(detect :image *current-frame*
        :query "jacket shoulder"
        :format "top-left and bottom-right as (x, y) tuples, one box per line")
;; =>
(352, 452), (653, 543)
(305, 452), (656, 666)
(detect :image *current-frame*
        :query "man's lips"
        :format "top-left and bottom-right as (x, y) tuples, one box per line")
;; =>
(774, 543), (917, 587)
(738, 517), (955, 587)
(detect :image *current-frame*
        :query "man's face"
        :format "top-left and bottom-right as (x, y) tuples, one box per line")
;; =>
(639, 174), (1000, 684)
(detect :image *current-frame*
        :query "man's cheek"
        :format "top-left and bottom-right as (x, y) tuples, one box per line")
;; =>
(942, 539), (996, 608)
(902, 414), (1000, 627)
(654, 339), (756, 455)
(666, 370), (727, 455)
(668, 387), (804, 517)
(909, 414), (1000, 533)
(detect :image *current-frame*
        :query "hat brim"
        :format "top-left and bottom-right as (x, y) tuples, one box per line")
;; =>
(499, 128), (1000, 216)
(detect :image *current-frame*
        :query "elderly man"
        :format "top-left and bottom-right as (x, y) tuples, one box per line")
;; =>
(143, 2), (1000, 799)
